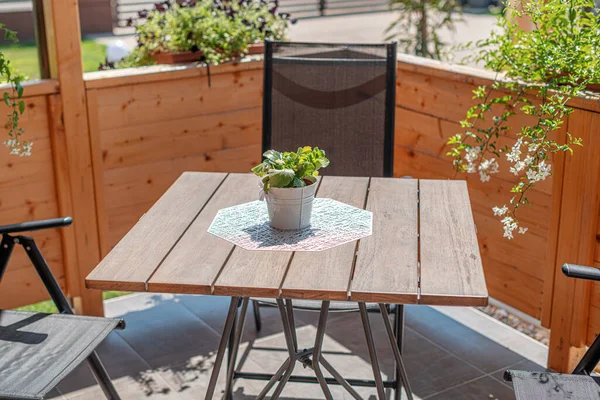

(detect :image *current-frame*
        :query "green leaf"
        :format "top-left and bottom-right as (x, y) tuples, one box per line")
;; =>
(3, 92), (9, 107)
(18, 100), (25, 115)
(267, 168), (295, 188)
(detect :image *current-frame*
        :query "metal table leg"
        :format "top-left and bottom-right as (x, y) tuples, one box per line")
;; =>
(204, 296), (241, 400)
(359, 302), (387, 400)
(225, 298), (249, 399)
(380, 304), (414, 400)
(312, 301), (334, 400)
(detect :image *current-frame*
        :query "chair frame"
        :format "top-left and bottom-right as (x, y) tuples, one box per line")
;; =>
(262, 39), (398, 178)
(0, 217), (122, 400)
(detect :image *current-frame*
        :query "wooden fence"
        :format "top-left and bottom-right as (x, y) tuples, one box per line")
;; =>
(2, 38), (600, 369)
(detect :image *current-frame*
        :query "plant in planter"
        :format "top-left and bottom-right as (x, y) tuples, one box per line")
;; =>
(119, 0), (293, 67)
(447, 0), (600, 238)
(251, 146), (329, 230)
(1, 25), (30, 157)
(385, 0), (463, 60)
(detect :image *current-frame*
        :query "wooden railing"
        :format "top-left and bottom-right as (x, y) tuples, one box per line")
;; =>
(1, 5), (600, 369)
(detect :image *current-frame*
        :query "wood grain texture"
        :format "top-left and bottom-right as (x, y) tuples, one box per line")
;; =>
(419, 180), (488, 306)
(86, 172), (227, 291)
(279, 176), (369, 300)
(148, 173), (259, 294)
(350, 178), (419, 303)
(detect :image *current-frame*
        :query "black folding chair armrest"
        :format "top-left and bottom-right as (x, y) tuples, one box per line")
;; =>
(0, 217), (73, 235)
(562, 264), (600, 282)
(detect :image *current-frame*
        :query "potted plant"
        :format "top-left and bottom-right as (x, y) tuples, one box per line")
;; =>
(251, 146), (329, 230)
(447, 0), (600, 238)
(120, 0), (293, 67)
(1, 25), (30, 157)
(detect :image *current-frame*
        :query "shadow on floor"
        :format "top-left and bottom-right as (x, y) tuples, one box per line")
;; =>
(52, 293), (546, 399)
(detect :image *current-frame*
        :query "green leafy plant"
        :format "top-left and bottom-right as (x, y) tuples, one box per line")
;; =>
(252, 146), (330, 193)
(447, 0), (599, 238)
(119, 0), (293, 67)
(1, 25), (30, 157)
(385, 0), (463, 60)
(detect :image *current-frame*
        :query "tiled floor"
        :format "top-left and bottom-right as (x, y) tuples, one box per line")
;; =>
(49, 294), (548, 399)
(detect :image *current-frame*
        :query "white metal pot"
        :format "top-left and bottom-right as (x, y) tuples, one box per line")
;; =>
(265, 183), (317, 230)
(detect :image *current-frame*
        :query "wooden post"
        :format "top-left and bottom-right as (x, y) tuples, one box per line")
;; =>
(43, 0), (104, 316)
(548, 110), (600, 372)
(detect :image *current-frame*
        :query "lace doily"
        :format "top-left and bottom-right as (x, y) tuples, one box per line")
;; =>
(208, 198), (372, 251)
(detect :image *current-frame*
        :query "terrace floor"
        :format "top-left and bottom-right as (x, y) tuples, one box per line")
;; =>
(47, 293), (548, 399)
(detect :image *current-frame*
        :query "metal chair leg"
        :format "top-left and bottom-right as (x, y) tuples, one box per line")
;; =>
(252, 300), (262, 332)
(359, 302), (386, 400)
(394, 304), (405, 400)
(87, 351), (121, 400)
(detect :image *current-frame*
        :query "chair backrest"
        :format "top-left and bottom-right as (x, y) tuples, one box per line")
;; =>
(262, 41), (397, 177)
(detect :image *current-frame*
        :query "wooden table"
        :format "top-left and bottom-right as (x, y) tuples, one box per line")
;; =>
(86, 172), (488, 400)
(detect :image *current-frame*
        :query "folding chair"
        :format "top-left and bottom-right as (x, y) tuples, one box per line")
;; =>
(0, 217), (124, 400)
(224, 40), (412, 400)
(504, 263), (600, 399)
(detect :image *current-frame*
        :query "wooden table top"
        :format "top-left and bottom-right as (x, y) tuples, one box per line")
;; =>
(86, 172), (488, 306)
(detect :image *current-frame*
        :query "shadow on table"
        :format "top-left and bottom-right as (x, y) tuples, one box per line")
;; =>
(242, 222), (321, 249)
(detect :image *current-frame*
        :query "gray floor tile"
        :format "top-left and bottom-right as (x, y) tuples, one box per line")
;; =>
(427, 375), (515, 400)
(106, 293), (221, 368)
(405, 305), (525, 373)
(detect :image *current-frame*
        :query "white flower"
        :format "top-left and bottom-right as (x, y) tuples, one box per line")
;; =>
(528, 143), (539, 152)
(465, 146), (481, 163)
(501, 216), (518, 239)
(526, 168), (538, 182)
(538, 160), (551, 181)
(524, 155), (535, 165)
(493, 205), (508, 216)
(466, 163), (476, 173)
(506, 138), (523, 162)
(518, 227), (528, 234)
(479, 171), (491, 182)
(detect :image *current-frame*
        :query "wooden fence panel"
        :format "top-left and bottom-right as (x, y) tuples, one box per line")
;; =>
(0, 92), (67, 309)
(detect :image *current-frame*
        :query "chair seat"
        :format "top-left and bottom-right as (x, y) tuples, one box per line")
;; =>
(505, 370), (600, 400)
(254, 298), (392, 313)
(0, 310), (123, 400)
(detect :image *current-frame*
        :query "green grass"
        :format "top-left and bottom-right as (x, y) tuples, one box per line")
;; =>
(1, 40), (107, 80)
(15, 291), (133, 314)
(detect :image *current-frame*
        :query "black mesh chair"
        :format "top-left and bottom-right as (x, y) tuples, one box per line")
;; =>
(504, 264), (600, 399)
(230, 40), (411, 399)
(0, 217), (124, 400)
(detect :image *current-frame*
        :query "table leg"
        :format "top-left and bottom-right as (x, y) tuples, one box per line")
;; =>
(269, 299), (300, 399)
(225, 298), (249, 399)
(380, 304), (414, 400)
(312, 301), (334, 400)
(359, 302), (386, 400)
(204, 296), (240, 400)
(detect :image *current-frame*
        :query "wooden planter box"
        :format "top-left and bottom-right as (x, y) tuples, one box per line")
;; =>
(152, 51), (204, 64)
(152, 43), (264, 65)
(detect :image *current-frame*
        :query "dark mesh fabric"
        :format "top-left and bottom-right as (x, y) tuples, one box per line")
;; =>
(506, 370), (600, 399)
(266, 42), (394, 177)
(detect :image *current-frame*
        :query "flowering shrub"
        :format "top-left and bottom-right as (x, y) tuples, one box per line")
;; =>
(447, 0), (599, 239)
(1, 25), (30, 157)
(119, 0), (294, 67)
(252, 147), (330, 193)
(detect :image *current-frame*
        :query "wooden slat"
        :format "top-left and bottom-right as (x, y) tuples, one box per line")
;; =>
(147, 173), (259, 294)
(85, 172), (227, 291)
(350, 178), (419, 303)
(278, 176), (370, 300)
(419, 180), (488, 306)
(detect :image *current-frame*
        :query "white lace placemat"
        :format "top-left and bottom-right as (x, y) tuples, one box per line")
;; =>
(208, 198), (372, 251)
